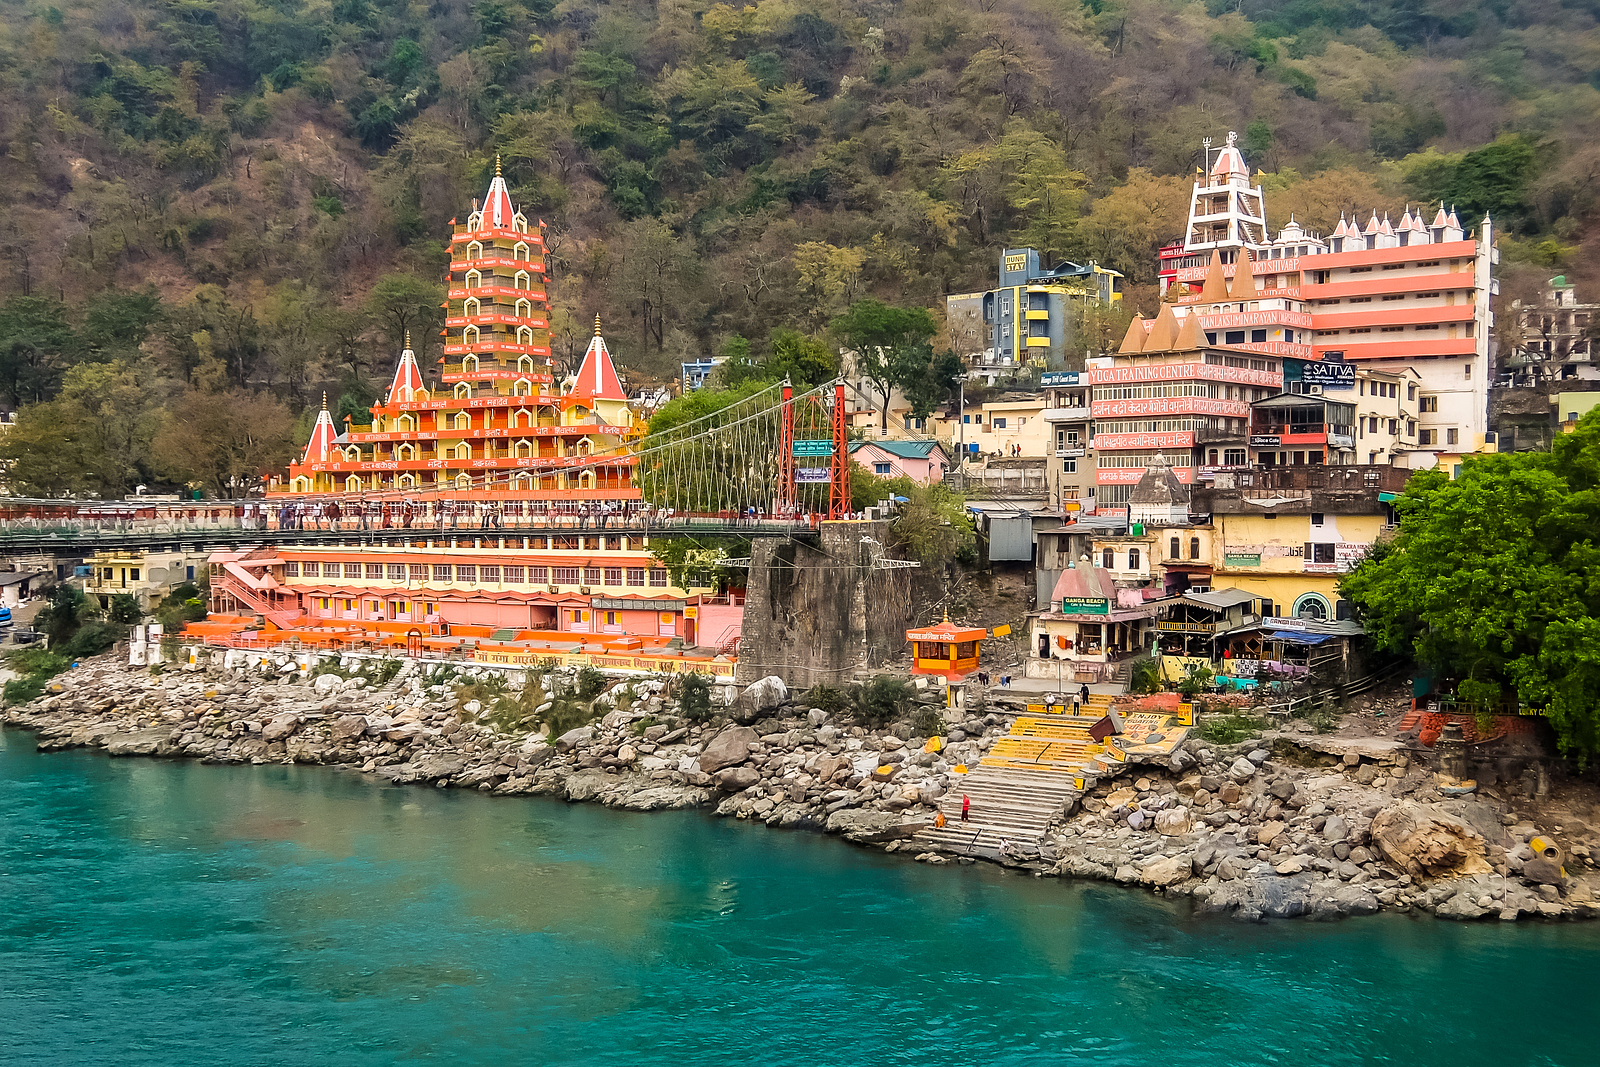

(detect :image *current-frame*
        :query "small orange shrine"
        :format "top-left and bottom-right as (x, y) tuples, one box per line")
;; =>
(907, 615), (987, 681)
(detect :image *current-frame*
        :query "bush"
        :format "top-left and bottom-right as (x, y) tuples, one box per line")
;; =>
(1128, 660), (1161, 695)
(541, 692), (597, 737)
(368, 657), (404, 687)
(910, 704), (943, 737)
(804, 683), (845, 714)
(108, 593), (143, 625)
(3, 677), (45, 704)
(848, 675), (914, 727)
(1193, 713), (1266, 746)
(679, 672), (712, 722)
(8, 648), (69, 678)
(575, 666), (608, 700)
(64, 620), (119, 658)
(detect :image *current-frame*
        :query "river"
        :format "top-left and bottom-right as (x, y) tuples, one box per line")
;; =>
(1, 727), (1593, 1066)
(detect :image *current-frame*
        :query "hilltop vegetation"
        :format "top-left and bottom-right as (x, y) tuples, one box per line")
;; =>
(0, 0), (1598, 493)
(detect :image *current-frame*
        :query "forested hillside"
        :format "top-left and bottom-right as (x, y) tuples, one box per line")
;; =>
(1, 0), (1598, 495)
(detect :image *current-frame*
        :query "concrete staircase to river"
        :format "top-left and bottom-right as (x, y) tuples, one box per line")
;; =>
(914, 695), (1191, 859)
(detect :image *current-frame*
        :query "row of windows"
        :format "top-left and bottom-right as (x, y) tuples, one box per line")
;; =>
(1092, 383), (1217, 400)
(285, 561), (670, 587)
(1099, 452), (1192, 468)
(1199, 354), (1279, 371)
(1093, 418), (1210, 434)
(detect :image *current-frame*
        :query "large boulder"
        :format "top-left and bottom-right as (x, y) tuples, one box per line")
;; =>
(1369, 801), (1493, 880)
(714, 766), (761, 791)
(1154, 808), (1192, 836)
(743, 676), (788, 710)
(554, 726), (595, 752)
(330, 714), (369, 740)
(104, 728), (176, 757)
(824, 809), (919, 845)
(699, 726), (758, 773)
(312, 674), (342, 697)
(260, 713), (301, 742)
(1139, 855), (1192, 887)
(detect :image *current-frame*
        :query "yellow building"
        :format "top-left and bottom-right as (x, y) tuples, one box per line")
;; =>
(86, 549), (204, 611)
(1188, 464), (1410, 621)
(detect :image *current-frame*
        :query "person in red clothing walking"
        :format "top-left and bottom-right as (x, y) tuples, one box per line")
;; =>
(961, 794), (971, 822)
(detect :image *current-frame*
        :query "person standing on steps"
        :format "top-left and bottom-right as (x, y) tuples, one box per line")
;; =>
(961, 794), (971, 822)
(1079, 683), (1090, 711)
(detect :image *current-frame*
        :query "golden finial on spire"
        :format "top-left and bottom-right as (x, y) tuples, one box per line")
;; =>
(594, 313), (603, 337)
(495, 154), (502, 176)
(405, 329), (411, 350)
(321, 391), (328, 410)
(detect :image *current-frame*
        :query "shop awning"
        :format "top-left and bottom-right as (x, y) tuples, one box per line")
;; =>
(1266, 630), (1332, 645)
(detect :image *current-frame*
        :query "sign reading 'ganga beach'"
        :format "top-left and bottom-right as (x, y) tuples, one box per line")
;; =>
(1060, 596), (1110, 614)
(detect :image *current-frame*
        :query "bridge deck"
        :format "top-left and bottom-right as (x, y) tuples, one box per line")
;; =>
(0, 521), (819, 555)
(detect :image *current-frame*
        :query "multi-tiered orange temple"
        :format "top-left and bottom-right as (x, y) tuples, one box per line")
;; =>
(276, 160), (639, 505)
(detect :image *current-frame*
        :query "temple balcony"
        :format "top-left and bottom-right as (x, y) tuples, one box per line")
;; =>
(451, 255), (545, 272)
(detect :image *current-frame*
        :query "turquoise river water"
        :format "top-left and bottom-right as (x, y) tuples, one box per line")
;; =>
(2, 726), (1596, 1067)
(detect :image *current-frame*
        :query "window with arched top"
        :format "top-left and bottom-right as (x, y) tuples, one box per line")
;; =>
(466, 241), (482, 260)
(453, 412), (471, 430)
(293, 477), (310, 493)
(513, 241), (529, 261)
(454, 443), (472, 460)
(466, 270), (482, 288)
(515, 298), (531, 317)
(515, 440), (533, 458)
(514, 213), (528, 234)
(464, 298), (480, 317)
(398, 415), (416, 432)
(345, 446), (361, 461)
(467, 212), (483, 230)
(454, 382), (472, 400)
(516, 326), (532, 346)
(517, 356), (533, 373)
(398, 474), (415, 489)
(456, 473), (473, 490)
(345, 475), (363, 492)
(513, 378), (531, 396)
(514, 270), (530, 289)
(575, 437), (593, 456)
(1101, 548), (1114, 569)
(1190, 537), (1201, 560)
(462, 354), (479, 373)
(463, 325), (479, 345)
(1128, 548), (1141, 570)
(397, 445), (415, 461)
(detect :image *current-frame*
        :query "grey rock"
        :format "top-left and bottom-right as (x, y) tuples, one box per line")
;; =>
(1229, 757), (1257, 782)
(823, 809), (917, 844)
(699, 726), (758, 772)
(564, 773), (611, 802)
(1323, 815), (1349, 844)
(104, 728), (175, 757)
(715, 766), (761, 791)
(1435, 891), (1491, 921)
(260, 713), (300, 742)
(1247, 749), (1270, 764)
(1522, 856), (1564, 886)
(555, 726), (595, 752)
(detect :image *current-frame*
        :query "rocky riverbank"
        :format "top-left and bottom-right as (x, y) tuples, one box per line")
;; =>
(5, 654), (1597, 923)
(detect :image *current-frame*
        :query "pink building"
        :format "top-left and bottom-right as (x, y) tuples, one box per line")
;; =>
(849, 440), (950, 484)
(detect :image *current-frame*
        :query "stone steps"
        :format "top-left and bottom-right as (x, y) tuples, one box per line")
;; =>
(917, 766), (1084, 854)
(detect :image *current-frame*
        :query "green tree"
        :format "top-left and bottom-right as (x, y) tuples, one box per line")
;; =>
(366, 273), (446, 356)
(766, 328), (838, 389)
(1342, 410), (1600, 761)
(0, 296), (77, 405)
(831, 300), (937, 429)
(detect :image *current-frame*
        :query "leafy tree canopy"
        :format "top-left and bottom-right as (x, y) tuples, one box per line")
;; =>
(1341, 410), (1600, 761)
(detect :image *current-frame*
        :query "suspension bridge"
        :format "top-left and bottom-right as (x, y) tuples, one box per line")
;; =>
(0, 380), (886, 556)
